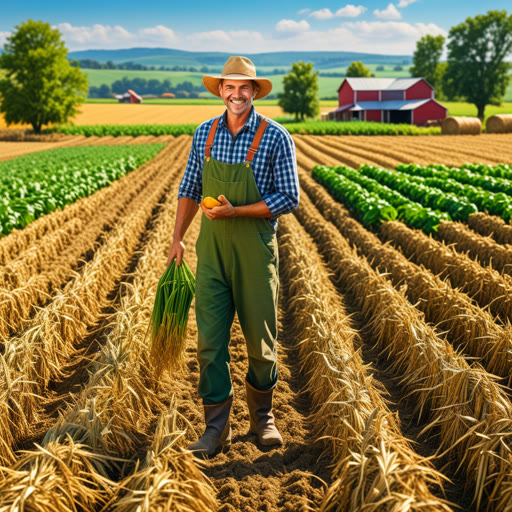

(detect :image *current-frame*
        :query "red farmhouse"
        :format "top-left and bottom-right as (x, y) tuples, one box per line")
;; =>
(329, 77), (447, 125)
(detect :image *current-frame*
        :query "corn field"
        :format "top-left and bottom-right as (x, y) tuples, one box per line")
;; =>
(1, 133), (512, 511)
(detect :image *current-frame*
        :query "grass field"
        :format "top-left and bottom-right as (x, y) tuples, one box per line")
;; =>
(81, 68), (512, 102)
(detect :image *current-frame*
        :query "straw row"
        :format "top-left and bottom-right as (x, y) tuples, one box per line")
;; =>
(297, 133), (403, 169)
(278, 213), (451, 511)
(467, 212), (512, 245)
(109, 399), (217, 512)
(294, 188), (512, 511)
(436, 220), (512, 276)
(379, 220), (512, 323)
(295, 159), (512, 383)
(0, 138), (190, 340)
(0, 144), (216, 511)
(0, 138), (184, 292)
(0, 136), (172, 267)
(0, 140), (189, 466)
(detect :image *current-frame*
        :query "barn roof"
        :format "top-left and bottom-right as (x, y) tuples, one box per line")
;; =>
(127, 89), (142, 101)
(341, 77), (425, 91)
(351, 99), (431, 111)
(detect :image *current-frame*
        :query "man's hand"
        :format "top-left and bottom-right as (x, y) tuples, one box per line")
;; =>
(166, 239), (186, 266)
(201, 195), (237, 220)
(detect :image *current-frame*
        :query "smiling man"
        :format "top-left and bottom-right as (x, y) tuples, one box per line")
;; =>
(167, 56), (299, 457)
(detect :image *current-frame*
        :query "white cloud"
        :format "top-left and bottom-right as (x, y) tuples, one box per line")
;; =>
(310, 8), (335, 20)
(54, 23), (177, 49)
(298, 8), (310, 15)
(336, 5), (367, 17)
(0, 31), (11, 47)
(275, 19), (310, 32)
(310, 5), (367, 20)
(138, 25), (177, 44)
(397, 0), (418, 6)
(374, 4), (402, 20)
(37, 17), (446, 57)
(344, 20), (446, 40)
(186, 30), (263, 44)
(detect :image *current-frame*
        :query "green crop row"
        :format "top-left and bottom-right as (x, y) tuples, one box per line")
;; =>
(45, 120), (440, 137)
(312, 165), (450, 233)
(359, 165), (479, 221)
(328, 165), (451, 233)
(45, 124), (198, 137)
(0, 144), (165, 236)
(397, 164), (512, 222)
(311, 166), (398, 227)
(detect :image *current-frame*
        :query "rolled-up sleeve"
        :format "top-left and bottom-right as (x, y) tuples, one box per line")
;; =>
(178, 131), (203, 204)
(262, 131), (300, 218)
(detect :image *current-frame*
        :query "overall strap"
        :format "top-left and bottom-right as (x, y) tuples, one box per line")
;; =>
(246, 118), (269, 163)
(205, 117), (221, 158)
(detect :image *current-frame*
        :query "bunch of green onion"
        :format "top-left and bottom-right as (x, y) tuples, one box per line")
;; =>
(149, 258), (195, 375)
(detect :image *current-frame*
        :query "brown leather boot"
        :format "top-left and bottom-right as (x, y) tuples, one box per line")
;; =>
(245, 381), (283, 446)
(188, 396), (232, 458)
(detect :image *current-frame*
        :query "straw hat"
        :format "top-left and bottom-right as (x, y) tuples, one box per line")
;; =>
(202, 56), (272, 100)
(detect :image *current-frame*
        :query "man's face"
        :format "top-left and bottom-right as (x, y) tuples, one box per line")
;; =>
(219, 79), (257, 116)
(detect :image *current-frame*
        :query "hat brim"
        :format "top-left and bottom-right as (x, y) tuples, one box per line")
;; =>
(203, 74), (272, 100)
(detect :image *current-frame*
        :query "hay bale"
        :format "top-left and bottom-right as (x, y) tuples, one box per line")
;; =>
(486, 114), (512, 133)
(442, 116), (482, 135)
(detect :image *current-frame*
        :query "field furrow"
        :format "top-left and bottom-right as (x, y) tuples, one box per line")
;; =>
(324, 135), (504, 167)
(279, 212), (451, 511)
(295, 184), (512, 511)
(295, 148), (512, 383)
(298, 134), (403, 168)
(0, 141), (188, 466)
(4, 130), (512, 511)
(468, 212), (512, 245)
(0, 139), (190, 339)
(379, 220), (512, 323)
(437, 221), (512, 276)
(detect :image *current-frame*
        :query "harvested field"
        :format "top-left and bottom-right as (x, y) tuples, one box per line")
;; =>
(2, 132), (512, 511)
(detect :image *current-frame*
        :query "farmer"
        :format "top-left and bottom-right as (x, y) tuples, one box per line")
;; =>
(167, 56), (299, 457)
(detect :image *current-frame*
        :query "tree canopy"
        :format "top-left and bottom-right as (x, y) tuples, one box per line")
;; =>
(410, 34), (446, 97)
(278, 61), (319, 122)
(345, 61), (372, 78)
(444, 10), (512, 119)
(0, 19), (88, 133)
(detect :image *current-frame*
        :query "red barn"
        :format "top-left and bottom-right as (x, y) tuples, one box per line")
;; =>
(328, 78), (447, 126)
(114, 89), (143, 104)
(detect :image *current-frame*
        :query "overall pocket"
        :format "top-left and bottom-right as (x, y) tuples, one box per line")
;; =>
(206, 176), (247, 207)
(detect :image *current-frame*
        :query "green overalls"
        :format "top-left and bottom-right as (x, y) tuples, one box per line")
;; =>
(195, 116), (279, 405)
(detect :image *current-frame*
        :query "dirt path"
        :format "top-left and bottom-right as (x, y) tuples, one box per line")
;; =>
(162, 210), (331, 511)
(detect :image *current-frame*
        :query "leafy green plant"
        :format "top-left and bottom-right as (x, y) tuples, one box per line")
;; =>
(0, 144), (165, 236)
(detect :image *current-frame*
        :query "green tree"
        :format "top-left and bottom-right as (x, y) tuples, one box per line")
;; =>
(410, 34), (446, 98)
(0, 19), (88, 134)
(278, 61), (319, 121)
(345, 61), (372, 77)
(444, 10), (512, 119)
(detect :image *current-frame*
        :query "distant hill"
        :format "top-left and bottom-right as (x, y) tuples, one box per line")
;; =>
(67, 47), (411, 70)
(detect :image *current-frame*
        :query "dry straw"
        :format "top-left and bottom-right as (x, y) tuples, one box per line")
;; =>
(486, 114), (512, 133)
(437, 220), (512, 276)
(468, 212), (512, 245)
(0, 138), (190, 340)
(380, 220), (512, 323)
(110, 398), (217, 512)
(279, 213), (450, 511)
(0, 146), (215, 510)
(297, 164), (512, 383)
(294, 188), (512, 510)
(442, 116), (482, 135)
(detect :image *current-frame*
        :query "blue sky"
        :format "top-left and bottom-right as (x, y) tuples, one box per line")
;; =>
(1, 1), (510, 56)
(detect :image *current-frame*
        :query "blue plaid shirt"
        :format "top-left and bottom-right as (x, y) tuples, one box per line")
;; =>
(178, 106), (299, 231)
